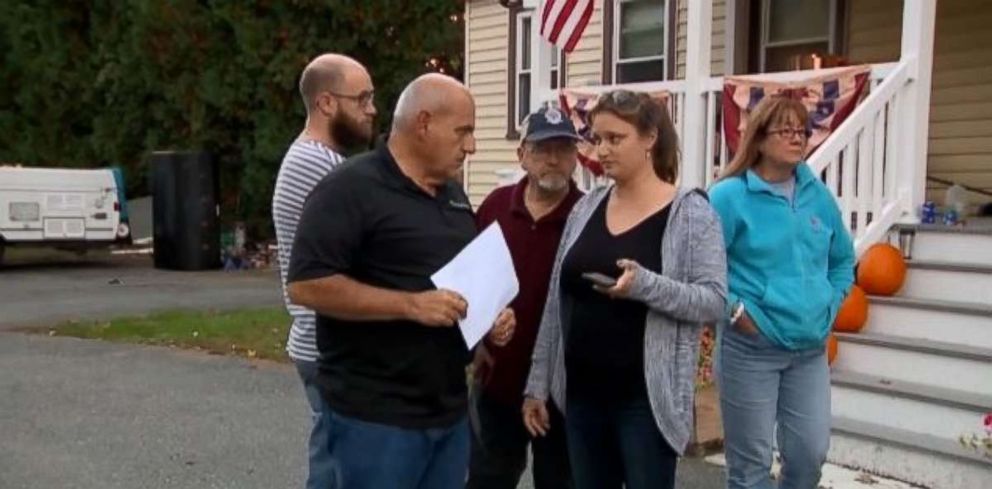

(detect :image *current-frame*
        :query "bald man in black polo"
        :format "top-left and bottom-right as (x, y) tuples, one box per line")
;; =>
(287, 74), (515, 489)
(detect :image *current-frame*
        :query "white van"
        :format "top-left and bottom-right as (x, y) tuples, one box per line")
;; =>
(0, 166), (131, 264)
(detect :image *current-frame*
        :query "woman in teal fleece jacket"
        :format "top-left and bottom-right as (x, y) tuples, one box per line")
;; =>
(709, 96), (855, 489)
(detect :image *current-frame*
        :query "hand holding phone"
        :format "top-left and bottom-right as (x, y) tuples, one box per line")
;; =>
(581, 272), (617, 288)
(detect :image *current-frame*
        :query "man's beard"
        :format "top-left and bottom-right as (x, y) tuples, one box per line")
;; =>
(330, 111), (373, 151)
(535, 174), (569, 193)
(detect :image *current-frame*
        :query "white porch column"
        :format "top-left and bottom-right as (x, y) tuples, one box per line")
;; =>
(681, 0), (713, 188)
(530, 1), (554, 112)
(898, 0), (937, 222)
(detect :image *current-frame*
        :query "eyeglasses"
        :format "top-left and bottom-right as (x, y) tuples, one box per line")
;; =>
(766, 127), (809, 140)
(328, 89), (375, 108)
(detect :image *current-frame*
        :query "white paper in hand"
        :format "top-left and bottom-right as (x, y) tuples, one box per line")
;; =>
(431, 222), (519, 348)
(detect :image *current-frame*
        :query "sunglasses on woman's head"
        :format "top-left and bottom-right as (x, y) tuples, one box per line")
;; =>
(603, 90), (640, 107)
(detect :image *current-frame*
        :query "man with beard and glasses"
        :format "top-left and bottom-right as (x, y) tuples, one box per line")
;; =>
(271, 53), (376, 489)
(467, 106), (582, 489)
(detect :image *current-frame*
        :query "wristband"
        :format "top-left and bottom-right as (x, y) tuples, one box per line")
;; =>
(730, 301), (746, 324)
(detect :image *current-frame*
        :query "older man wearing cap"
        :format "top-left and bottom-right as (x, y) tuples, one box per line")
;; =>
(467, 106), (582, 489)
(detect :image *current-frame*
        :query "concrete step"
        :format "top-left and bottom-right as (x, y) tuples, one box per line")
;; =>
(833, 332), (992, 396)
(704, 452), (922, 489)
(894, 223), (992, 266)
(897, 260), (992, 304)
(866, 296), (992, 349)
(831, 370), (991, 444)
(830, 417), (992, 489)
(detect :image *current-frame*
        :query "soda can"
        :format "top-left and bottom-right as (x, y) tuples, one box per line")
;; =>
(943, 208), (958, 226)
(921, 201), (937, 224)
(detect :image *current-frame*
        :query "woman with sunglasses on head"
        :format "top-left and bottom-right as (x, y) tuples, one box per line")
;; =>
(522, 90), (727, 489)
(709, 96), (855, 489)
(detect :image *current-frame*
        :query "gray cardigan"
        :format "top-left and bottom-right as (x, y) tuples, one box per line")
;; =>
(524, 185), (728, 454)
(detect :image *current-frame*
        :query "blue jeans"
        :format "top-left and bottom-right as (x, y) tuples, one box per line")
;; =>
(716, 324), (831, 489)
(295, 360), (335, 489)
(565, 395), (678, 489)
(325, 409), (470, 489)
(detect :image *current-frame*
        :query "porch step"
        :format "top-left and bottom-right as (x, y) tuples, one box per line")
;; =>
(831, 370), (992, 412)
(832, 332), (992, 396)
(907, 260), (992, 274)
(897, 260), (992, 304)
(893, 223), (992, 265)
(830, 370), (991, 445)
(866, 296), (992, 349)
(894, 222), (992, 236)
(829, 417), (992, 489)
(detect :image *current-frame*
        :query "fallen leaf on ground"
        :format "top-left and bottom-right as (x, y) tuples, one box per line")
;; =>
(855, 473), (878, 484)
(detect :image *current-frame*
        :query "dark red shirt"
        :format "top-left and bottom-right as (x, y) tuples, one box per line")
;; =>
(475, 177), (583, 407)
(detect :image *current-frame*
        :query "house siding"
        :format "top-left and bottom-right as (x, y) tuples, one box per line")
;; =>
(464, 0), (519, 206)
(848, 0), (992, 204)
(675, 0), (727, 77)
(928, 0), (992, 204)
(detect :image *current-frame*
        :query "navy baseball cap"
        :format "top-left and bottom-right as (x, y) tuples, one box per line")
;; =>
(523, 106), (582, 143)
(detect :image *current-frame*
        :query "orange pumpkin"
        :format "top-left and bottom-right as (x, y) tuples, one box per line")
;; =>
(834, 285), (868, 333)
(827, 334), (838, 365)
(857, 243), (907, 296)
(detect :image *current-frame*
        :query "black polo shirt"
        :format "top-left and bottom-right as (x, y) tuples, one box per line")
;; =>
(287, 141), (477, 429)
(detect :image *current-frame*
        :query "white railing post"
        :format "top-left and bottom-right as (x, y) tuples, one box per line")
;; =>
(682, 0), (713, 188)
(897, 0), (937, 223)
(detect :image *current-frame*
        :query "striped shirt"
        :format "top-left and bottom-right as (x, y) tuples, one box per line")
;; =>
(272, 139), (344, 362)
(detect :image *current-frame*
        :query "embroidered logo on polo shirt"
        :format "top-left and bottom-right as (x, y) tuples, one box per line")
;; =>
(545, 108), (564, 125)
(810, 216), (822, 232)
(449, 200), (472, 211)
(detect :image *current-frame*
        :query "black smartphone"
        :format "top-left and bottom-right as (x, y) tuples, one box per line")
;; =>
(581, 272), (617, 288)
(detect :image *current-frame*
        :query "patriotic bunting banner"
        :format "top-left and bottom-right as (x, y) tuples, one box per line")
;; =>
(722, 65), (871, 157)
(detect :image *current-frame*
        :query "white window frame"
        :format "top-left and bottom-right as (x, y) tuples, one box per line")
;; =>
(515, 9), (561, 129)
(613, 0), (669, 83)
(759, 0), (838, 72)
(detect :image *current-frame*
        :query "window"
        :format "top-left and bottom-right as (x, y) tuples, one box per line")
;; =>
(508, 8), (564, 137)
(761, 0), (838, 72)
(517, 13), (532, 126)
(614, 0), (668, 83)
(551, 43), (560, 90)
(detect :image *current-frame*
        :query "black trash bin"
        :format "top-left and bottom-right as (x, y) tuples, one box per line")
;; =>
(150, 151), (220, 271)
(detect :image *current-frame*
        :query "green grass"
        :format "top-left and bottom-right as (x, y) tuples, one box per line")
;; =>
(53, 308), (292, 362)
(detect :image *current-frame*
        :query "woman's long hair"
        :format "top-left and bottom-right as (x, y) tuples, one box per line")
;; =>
(588, 90), (680, 184)
(719, 96), (809, 181)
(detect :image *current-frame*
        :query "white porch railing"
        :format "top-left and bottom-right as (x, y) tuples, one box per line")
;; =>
(807, 61), (913, 255)
(554, 61), (909, 256)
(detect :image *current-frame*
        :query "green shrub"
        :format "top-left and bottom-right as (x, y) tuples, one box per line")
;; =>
(0, 1), (464, 236)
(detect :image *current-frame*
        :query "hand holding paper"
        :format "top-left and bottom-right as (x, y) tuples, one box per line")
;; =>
(406, 289), (468, 327)
(431, 223), (520, 348)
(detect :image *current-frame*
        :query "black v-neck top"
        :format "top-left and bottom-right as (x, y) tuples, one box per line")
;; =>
(560, 197), (671, 400)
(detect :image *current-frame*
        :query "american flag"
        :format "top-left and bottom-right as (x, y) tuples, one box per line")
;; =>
(539, 0), (594, 53)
